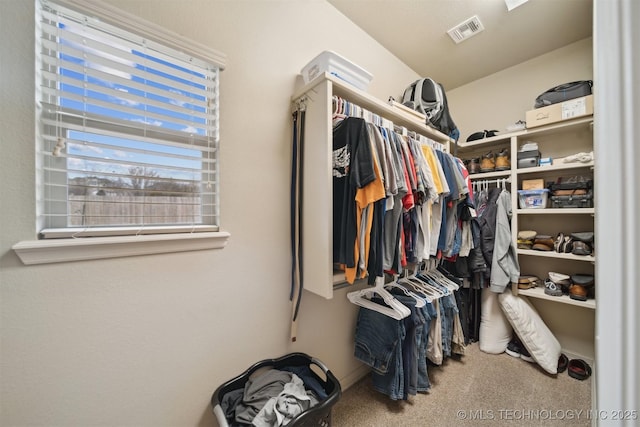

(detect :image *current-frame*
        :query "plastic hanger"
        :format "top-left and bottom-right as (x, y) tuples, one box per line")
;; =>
(399, 265), (444, 299)
(412, 273), (449, 297)
(385, 276), (426, 308)
(428, 268), (460, 292)
(347, 277), (411, 320)
(435, 266), (462, 291)
(399, 276), (438, 301)
(420, 269), (456, 294)
(411, 260), (453, 296)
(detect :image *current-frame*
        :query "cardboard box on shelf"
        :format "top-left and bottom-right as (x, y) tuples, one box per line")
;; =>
(522, 179), (545, 190)
(525, 95), (593, 128)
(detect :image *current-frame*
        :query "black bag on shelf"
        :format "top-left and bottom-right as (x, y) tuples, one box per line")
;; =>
(550, 191), (594, 208)
(534, 80), (593, 108)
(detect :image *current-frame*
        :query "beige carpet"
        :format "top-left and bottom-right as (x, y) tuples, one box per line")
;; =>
(332, 342), (592, 427)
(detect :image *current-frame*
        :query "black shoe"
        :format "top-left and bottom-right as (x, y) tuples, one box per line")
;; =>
(519, 345), (535, 363)
(505, 337), (535, 363)
(505, 338), (522, 359)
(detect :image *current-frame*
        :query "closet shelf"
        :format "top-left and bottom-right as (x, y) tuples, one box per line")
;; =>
(456, 133), (511, 150)
(517, 286), (596, 309)
(459, 116), (594, 150)
(469, 170), (511, 180)
(517, 248), (595, 262)
(291, 75), (454, 299)
(516, 161), (594, 175)
(292, 72), (452, 145)
(517, 208), (595, 215)
(517, 116), (594, 138)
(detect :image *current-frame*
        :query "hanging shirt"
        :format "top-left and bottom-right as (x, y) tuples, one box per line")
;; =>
(346, 134), (385, 283)
(332, 117), (376, 269)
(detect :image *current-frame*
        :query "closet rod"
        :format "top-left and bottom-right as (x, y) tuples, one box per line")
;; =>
(333, 95), (389, 126)
(472, 177), (511, 184)
(334, 95), (447, 152)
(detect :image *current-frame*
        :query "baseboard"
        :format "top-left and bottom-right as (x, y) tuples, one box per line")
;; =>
(338, 363), (370, 391)
(562, 348), (594, 366)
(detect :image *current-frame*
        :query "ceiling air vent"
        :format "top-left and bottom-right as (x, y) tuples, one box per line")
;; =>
(447, 15), (485, 44)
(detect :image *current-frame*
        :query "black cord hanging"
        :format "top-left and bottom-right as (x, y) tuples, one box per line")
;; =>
(290, 99), (306, 341)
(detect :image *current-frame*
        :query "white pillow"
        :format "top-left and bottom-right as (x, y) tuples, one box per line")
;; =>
(479, 288), (513, 354)
(498, 288), (561, 374)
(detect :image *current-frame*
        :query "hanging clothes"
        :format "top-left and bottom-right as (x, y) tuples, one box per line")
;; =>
(331, 96), (474, 284)
(489, 189), (520, 293)
(351, 267), (466, 401)
(332, 117), (377, 279)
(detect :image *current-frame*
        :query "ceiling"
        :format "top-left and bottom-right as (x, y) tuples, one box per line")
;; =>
(327, 0), (593, 90)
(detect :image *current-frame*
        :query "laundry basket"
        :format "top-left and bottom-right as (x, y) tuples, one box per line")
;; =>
(211, 352), (341, 427)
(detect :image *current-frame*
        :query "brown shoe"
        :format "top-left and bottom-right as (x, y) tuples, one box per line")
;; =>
(495, 148), (511, 171)
(468, 157), (481, 174)
(534, 235), (555, 247)
(569, 284), (588, 301)
(518, 275), (540, 289)
(480, 152), (495, 172)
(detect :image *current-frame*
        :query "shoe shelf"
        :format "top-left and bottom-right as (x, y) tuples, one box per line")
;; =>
(517, 286), (596, 309)
(517, 248), (595, 263)
(456, 133), (511, 150)
(516, 161), (594, 176)
(516, 116), (593, 139)
(509, 116), (598, 319)
(517, 208), (595, 215)
(469, 170), (511, 180)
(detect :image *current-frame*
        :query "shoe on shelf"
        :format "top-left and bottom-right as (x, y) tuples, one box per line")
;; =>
(480, 151), (496, 172)
(506, 120), (526, 132)
(544, 279), (563, 296)
(468, 157), (481, 174)
(495, 148), (511, 171)
(548, 271), (571, 287)
(569, 284), (588, 301)
(572, 241), (592, 256)
(553, 233), (564, 252)
(518, 275), (539, 289)
(517, 230), (536, 249)
(518, 230), (537, 241)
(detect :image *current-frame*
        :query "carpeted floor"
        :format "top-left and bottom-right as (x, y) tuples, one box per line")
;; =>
(331, 342), (592, 427)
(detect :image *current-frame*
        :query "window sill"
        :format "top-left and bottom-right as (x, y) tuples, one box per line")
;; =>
(12, 231), (231, 265)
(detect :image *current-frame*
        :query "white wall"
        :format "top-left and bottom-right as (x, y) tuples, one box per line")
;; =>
(448, 37), (593, 142)
(0, 1), (421, 426)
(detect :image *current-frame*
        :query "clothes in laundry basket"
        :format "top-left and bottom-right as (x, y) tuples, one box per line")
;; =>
(252, 374), (318, 426)
(228, 368), (320, 426)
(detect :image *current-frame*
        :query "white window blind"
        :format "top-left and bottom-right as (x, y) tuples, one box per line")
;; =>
(36, 0), (224, 239)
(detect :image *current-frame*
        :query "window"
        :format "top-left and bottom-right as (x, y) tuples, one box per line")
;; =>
(36, 0), (226, 239)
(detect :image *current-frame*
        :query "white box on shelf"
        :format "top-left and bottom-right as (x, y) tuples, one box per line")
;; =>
(301, 51), (373, 91)
(518, 189), (549, 209)
(525, 95), (593, 128)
